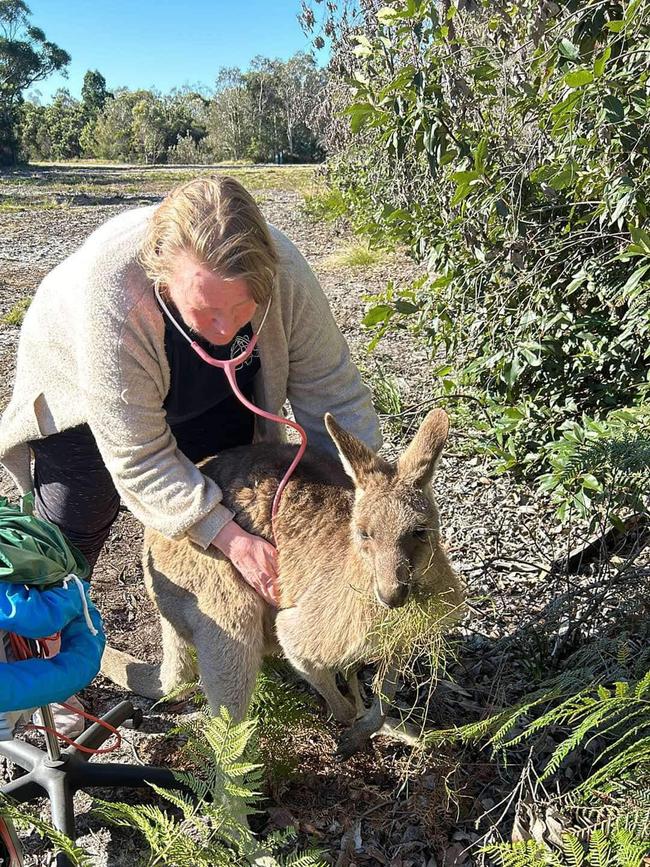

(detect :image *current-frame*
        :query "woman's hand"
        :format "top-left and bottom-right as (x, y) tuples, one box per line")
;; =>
(211, 519), (279, 607)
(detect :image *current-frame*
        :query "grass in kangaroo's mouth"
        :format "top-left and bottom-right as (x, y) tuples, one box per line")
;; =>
(369, 587), (459, 687)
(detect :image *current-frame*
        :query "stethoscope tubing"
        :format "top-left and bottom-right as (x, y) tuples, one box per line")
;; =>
(154, 285), (307, 522)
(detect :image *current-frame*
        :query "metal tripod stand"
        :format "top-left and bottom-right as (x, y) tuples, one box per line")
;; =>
(0, 700), (186, 867)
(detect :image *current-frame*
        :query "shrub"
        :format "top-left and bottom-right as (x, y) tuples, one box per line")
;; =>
(312, 0), (650, 497)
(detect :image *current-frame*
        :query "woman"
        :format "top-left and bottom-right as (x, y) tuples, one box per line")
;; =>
(0, 176), (381, 608)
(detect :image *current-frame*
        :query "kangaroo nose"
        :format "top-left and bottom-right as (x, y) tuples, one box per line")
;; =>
(376, 582), (410, 609)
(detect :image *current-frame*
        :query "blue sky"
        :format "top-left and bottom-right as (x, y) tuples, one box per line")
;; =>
(27, 0), (323, 102)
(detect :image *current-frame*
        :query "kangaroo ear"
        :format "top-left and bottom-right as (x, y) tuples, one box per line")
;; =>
(324, 413), (390, 489)
(397, 409), (449, 488)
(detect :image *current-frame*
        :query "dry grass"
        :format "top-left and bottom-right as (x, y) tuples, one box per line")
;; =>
(1, 297), (31, 326)
(1, 164), (319, 209)
(323, 240), (388, 269)
(369, 587), (456, 687)
(0, 195), (61, 211)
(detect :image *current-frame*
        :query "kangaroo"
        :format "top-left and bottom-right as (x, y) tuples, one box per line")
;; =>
(101, 410), (464, 752)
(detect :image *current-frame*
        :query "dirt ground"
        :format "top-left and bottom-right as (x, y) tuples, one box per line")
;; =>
(1, 165), (648, 867)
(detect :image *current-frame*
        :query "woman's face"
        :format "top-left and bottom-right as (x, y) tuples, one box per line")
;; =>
(165, 252), (258, 346)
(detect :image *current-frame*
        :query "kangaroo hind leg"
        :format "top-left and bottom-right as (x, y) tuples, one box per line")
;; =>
(159, 615), (198, 701)
(194, 620), (264, 722)
(290, 658), (356, 725)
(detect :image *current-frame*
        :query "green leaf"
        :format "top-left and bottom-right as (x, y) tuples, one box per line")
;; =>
(442, 378), (455, 394)
(423, 122), (439, 155)
(434, 364), (453, 377)
(379, 64), (418, 97)
(521, 346), (541, 366)
(394, 299), (419, 314)
(566, 269), (587, 293)
(559, 38), (580, 60)
(605, 20), (626, 32)
(451, 170), (481, 184)
(625, 0), (642, 23)
(472, 63), (499, 82)
(377, 6), (402, 25)
(450, 184), (470, 207)
(611, 190), (633, 224)
(620, 263), (650, 298)
(629, 226), (650, 254)
(367, 322), (390, 352)
(593, 46), (611, 77)
(564, 69), (594, 88)
(581, 474), (601, 491)
(363, 304), (393, 327)
(603, 94), (625, 123)
(474, 136), (488, 172)
(345, 102), (373, 133)
(549, 164), (575, 190)
(502, 355), (523, 386)
(450, 170), (482, 206)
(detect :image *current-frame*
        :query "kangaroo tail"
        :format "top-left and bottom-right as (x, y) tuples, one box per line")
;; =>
(100, 645), (164, 701)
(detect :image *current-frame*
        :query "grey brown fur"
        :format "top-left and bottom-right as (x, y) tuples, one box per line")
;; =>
(101, 410), (464, 749)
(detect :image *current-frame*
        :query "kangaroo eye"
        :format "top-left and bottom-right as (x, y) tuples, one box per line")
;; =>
(358, 528), (372, 541)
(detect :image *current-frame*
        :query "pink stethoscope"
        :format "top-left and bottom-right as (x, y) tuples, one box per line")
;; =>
(154, 286), (307, 524)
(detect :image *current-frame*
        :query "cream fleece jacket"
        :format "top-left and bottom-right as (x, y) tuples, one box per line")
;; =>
(0, 205), (381, 547)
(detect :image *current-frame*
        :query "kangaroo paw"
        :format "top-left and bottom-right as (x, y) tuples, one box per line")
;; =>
(336, 728), (369, 760)
(375, 716), (423, 747)
(336, 708), (426, 758)
(335, 701), (386, 760)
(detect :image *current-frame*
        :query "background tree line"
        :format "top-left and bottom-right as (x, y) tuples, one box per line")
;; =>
(1, 1), (326, 165)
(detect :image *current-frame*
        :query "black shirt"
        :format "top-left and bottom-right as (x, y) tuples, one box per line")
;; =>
(160, 304), (261, 462)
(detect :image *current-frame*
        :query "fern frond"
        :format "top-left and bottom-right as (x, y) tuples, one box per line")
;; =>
(578, 737), (650, 796)
(587, 829), (612, 867)
(483, 839), (559, 866)
(559, 436), (650, 482)
(280, 851), (329, 866)
(484, 826), (649, 867)
(1, 796), (93, 866)
(431, 660), (650, 803)
(635, 671), (650, 698)
(612, 826), (650, 867)
(92, 706), (264, 865)
(562, 832), (586, 867)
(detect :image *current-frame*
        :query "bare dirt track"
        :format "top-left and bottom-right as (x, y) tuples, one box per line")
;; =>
(1, 165), (648, 866)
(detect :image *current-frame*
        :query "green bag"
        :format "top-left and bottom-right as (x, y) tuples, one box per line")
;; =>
(0, 493), (90, 587)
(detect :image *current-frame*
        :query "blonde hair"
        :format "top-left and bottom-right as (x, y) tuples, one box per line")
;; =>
(139, 176), (278, 303)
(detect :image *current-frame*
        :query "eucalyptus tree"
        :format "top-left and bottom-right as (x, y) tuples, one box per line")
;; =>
(0, 0), (69, 162)
(207, 67), (253, 160)
(81, 69), (110, 116)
